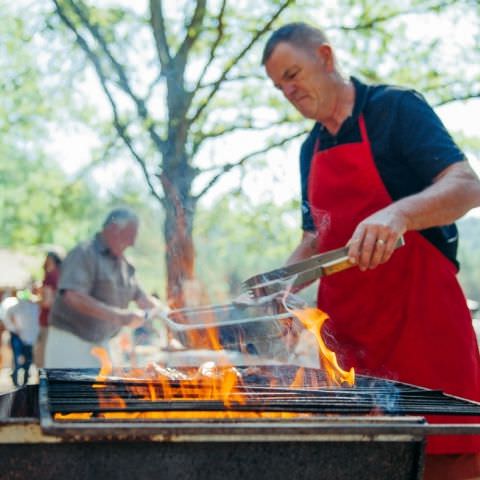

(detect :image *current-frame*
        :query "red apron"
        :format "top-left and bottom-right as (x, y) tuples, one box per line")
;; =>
(308, 114), (480, 454)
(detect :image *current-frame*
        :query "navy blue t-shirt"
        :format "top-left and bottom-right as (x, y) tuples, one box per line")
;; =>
(300, 77), (466, 268)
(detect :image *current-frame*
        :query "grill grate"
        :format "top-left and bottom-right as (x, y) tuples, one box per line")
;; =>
(43, 366), (480, 418)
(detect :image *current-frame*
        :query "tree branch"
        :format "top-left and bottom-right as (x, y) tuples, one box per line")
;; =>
(72, 134), (120, 179)
(193, 128), (308, 200)
(434, 92), (480, 108)
(193, 0), (227, 93)
(65, 0), (166, 154)
(420, 78), (480, 107)
(53, 0), (163, 204)
(198, 73), (264, 89)
(191, 117), (298, 157)
(188, 0), (294, 126)
(176, 0), (207, 69)
(149, 0), (171, 69)
(330, 0), (461, 31)
(145, 71), (163, 100)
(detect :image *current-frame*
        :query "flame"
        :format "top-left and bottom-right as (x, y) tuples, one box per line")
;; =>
(54, 410), (299, 420)
(91, 347), (126, 410)
(53, 306), (354, 421)
(292, 308), (355, 387)
(91, 346), (112, 382)
(54, 351), (298, 420)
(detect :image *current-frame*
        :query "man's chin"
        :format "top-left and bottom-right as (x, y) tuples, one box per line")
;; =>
(295, 107), (316, 120)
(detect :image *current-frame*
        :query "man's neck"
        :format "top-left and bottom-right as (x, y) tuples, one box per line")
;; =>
(322, 78), (355, 135)
(99, 231), (118, 258)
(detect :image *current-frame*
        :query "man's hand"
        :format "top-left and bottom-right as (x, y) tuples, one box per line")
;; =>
(347, 161), (480, 271)
(144, 304), (170, 321)
(347, 207), (407, 271)
(121, 309), (145, 329)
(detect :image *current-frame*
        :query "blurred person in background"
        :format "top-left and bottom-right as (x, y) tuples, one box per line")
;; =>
(35, 251), (63, 368)
(0, 325), (3, 368)
(1, 289), (40, 386)
(0, 293), (17, 370)
(45, 207), (165, 368)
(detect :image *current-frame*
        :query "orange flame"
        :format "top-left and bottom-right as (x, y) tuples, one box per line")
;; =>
(91, 347), (126, 410)
(292, 308), (355, 387)
(53, 306), (354, 421)
(91, 346), (112, 384)
(54, 350), (297, 420)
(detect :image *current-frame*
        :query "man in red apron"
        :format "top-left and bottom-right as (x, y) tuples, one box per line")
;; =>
(262, 22), (480, 479)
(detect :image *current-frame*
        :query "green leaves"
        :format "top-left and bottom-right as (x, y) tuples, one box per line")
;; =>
(193, 195), (299, 301)
(2, 0), (480, 300)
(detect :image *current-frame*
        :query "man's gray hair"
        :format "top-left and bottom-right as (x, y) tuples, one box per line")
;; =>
(103, 207), (139, 229)
(262, 22), (330, 65)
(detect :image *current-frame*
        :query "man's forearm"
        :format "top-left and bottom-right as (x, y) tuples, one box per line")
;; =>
(63, 290), (123, 324)
(391, 161), (480, 232)
(346, 160), (480, 271)
(286, 231), (318, 265)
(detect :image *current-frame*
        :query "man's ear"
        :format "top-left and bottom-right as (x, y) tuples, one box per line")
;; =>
(316, 44), (334, 72)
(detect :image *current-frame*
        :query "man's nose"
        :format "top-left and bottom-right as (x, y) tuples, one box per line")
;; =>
(282, 83), (296, 100)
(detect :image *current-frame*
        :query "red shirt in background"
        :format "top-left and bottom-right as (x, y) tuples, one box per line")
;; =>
(39, 268), (60, 327)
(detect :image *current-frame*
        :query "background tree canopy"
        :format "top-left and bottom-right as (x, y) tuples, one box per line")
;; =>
(1, 0), (479, 305)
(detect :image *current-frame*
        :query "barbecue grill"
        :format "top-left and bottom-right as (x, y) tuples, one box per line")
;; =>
(1, 365), (480, 480)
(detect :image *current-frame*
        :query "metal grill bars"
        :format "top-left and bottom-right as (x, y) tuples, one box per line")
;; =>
(44, 368), (480, 417)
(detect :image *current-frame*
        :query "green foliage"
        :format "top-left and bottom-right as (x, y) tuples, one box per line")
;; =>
(128, 204), (167, 297)
(0, 12), (51, 141)
(1, 0), (480, 303)
(194, 194), (300, 302)
(0, 4), (99, 251)
(0, 143), (98, 248)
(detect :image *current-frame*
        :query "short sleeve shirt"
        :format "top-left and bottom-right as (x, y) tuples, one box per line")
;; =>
(49, 233), (144, 342)
(5, 300), (40, 345)
(300, 77), (466, 267)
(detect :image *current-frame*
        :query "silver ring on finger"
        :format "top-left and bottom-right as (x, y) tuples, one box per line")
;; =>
(376, 239), (386, 247)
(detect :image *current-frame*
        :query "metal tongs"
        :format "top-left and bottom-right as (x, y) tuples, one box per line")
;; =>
(149, 237), (405, 332)
(239, 236), (405, 302)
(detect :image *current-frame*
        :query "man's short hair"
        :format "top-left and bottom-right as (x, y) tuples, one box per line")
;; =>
(262, 22), (329, 65)
(103, 207), (139, 229)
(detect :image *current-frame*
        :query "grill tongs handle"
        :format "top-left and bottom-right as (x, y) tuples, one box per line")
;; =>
(241, 236), (405, 299)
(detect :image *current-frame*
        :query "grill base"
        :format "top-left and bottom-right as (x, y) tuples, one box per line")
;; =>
(0, 440), (424, 480)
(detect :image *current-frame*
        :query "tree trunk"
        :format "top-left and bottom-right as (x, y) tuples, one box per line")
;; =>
(160, 171), (196, 309)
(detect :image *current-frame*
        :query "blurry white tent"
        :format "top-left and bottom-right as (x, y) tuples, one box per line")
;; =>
(0, 249), (40, 296)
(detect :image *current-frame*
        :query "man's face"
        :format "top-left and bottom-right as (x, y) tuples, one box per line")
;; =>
(265, 42), (336, 122)
(108, 222), (138, 257)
